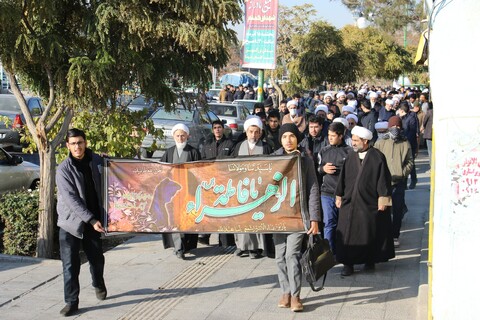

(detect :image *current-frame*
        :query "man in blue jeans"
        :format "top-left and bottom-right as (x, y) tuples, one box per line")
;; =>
(56, 129), (107, 317)
(318, 122), (352, 254)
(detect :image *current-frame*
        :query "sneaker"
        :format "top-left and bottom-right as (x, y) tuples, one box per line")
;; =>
(95, 286), (107, 300)
(60, 303), (78, 317)
(341, 264), (354, 276)
(290, 296), (304, 312)
(277, 294), (291, 308)
(394, 238), (400, 248)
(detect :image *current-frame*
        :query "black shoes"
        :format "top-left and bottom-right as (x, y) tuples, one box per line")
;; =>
(60, 303), (78, 317)
(235, 249), (247, 257)
(249, 250), (262, 259)
(95, 286), (107, 300)
(409, 179), (417, 189)
(341, 264), (354, 276)
(175, 250), (185, 260)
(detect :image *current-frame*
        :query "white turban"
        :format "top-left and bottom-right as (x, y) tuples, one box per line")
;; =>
(336, 91), (346, 98)
(315, 105), (329, 115)
(346, 114), (358, 123)
(352, 126), (373, 140)
(347, 100), (358, 108)
(342, 105), (355, 114)
(333, 117), (348, 128)
(324, 93), (334, 99)
(358, 89), (367, 95)
(385, 99), (394, 105)
(286, 100), (298, 108)
(171, 123), (189, 136)
(374, 121), (389, 130)
(369, 91), (378, 99)
(244, 116), (263, 131)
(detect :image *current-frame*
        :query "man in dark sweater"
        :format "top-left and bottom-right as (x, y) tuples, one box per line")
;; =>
(56, 129), (107, 317)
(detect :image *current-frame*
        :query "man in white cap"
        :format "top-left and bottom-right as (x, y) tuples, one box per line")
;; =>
(345, 114), (358, 147)
(233, 116), (273, 259)
(282, 99), (306, 133)
(336, 91), (347, 110)
(374, 121), (389, 140)
(378, 99), (396, 121)
(335, 126), (394, 276)
(160, 123), (201, 259)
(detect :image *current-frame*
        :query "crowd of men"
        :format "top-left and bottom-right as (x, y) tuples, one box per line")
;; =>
(55, 84), (433, 316)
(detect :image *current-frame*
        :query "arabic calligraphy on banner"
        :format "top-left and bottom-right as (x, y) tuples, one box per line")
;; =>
(242, 0), (278, 69)
(104, 155), (306, 234)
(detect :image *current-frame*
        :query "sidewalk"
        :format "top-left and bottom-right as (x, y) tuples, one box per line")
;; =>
(0, 151), (431, 320)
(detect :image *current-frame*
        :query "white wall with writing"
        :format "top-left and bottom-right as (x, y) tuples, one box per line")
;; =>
(429, 0), (480, 319)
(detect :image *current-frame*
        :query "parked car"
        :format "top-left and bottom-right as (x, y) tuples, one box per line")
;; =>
(233, 99), (257, 114)
(206, 88), (221, 101)
(0, 147), (40, 194)
(0, 95), (43, 151)
(208, 102), (250, 141)
(141, 107), (231, 158)
(126, 95), (161, 117)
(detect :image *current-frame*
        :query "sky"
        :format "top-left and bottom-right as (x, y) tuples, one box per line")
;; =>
(235, 0), (355, 38)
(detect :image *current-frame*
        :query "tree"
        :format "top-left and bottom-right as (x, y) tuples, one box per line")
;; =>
(339, 0), (423, 34)
(284, 21), (359, 95)
(340, 25), (413, 82)
(0, 0), (242, 258)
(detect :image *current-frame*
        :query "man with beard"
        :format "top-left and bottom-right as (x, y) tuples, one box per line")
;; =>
(359, 100), (378, 143)
(378, 99), (396, 122)
(282, 100), (307, 134)
(335, 126), (394, 276)
(161, 124), (201, 259)
(199, 120), (235, 246)
(375, 116), (413, 248)
(318, 122), (352, 254)
(233, 116), (273, 258)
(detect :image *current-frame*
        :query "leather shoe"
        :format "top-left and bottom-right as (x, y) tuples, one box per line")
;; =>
(60, 303), (78, 317)
(290, 296), (304, 312)
(175, 250), (185, 260)
(95, 286), (107, 300)
(249, 250), (262, 259)
(234, 248), (246, 257)
(341, 264), (354, 276)
(277, 293), (291, 308)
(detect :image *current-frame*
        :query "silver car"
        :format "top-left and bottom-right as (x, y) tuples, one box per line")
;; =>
(208, 102), (250, 141)
(0, 147), (40, 194)
(141, 107), (231, 158)
(0, 95), (44, 151)
(233, 99), (257, 114)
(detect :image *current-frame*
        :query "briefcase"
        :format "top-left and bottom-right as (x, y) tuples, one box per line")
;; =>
(300, 234), (336, 292)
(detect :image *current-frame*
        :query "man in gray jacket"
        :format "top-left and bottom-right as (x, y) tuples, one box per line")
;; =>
(56, 128), (106, 316)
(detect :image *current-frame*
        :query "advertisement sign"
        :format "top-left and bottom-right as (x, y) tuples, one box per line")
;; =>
(242, 0), (278, 70)
(105, 155), (306, 233)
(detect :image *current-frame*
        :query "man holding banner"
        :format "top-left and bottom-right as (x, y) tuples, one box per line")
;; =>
(272, 123), (321, 312)
(160, 123), (201, 259)
(233, 116), (273, 258)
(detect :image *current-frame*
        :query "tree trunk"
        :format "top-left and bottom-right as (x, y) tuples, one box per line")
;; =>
(36, 145), (57, 258)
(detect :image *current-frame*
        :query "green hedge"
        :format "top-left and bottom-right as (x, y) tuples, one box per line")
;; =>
(0, 189), (39, 256)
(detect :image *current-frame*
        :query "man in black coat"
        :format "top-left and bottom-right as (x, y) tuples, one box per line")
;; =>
(398, 102), (419, 189)
(335, 126), (394, 276)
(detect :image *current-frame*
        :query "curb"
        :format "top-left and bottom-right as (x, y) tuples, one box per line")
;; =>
(417, 219), (429, 320)
(0, 253), (56, 263)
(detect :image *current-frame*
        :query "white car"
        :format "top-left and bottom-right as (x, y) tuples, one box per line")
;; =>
(0, 147), (40, 194)
(208, 102), (250, 141)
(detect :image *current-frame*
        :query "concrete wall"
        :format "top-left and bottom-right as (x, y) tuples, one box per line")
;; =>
(429, 1), (480, 319)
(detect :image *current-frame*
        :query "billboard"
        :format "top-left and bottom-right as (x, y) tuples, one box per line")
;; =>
(104, 155), (307, 234)
(242, 0), (278, 70)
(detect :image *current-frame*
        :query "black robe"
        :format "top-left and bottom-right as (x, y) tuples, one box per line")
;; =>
(160, 144), (200, 252)
(335, 147), (395, 265)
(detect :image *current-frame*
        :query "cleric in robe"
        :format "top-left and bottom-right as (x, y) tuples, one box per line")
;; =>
(334, 126), (395, 276)
(160, 123), (201, 259)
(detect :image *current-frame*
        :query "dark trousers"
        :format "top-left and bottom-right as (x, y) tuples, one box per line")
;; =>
(391, 181), (407, 238)
(59, 226), (105, 305)
(409, 153), (417, 183)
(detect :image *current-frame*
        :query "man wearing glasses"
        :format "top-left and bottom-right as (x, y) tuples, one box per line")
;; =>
(56, 128), (107, 316)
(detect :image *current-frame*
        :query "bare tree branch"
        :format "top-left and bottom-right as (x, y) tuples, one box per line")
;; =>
(51, 107), (74, 149)
(39, 65), (55, 124)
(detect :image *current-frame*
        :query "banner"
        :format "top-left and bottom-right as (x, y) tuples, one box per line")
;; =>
(104, 155), (307, 234)
(242, 0), (278, 70)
